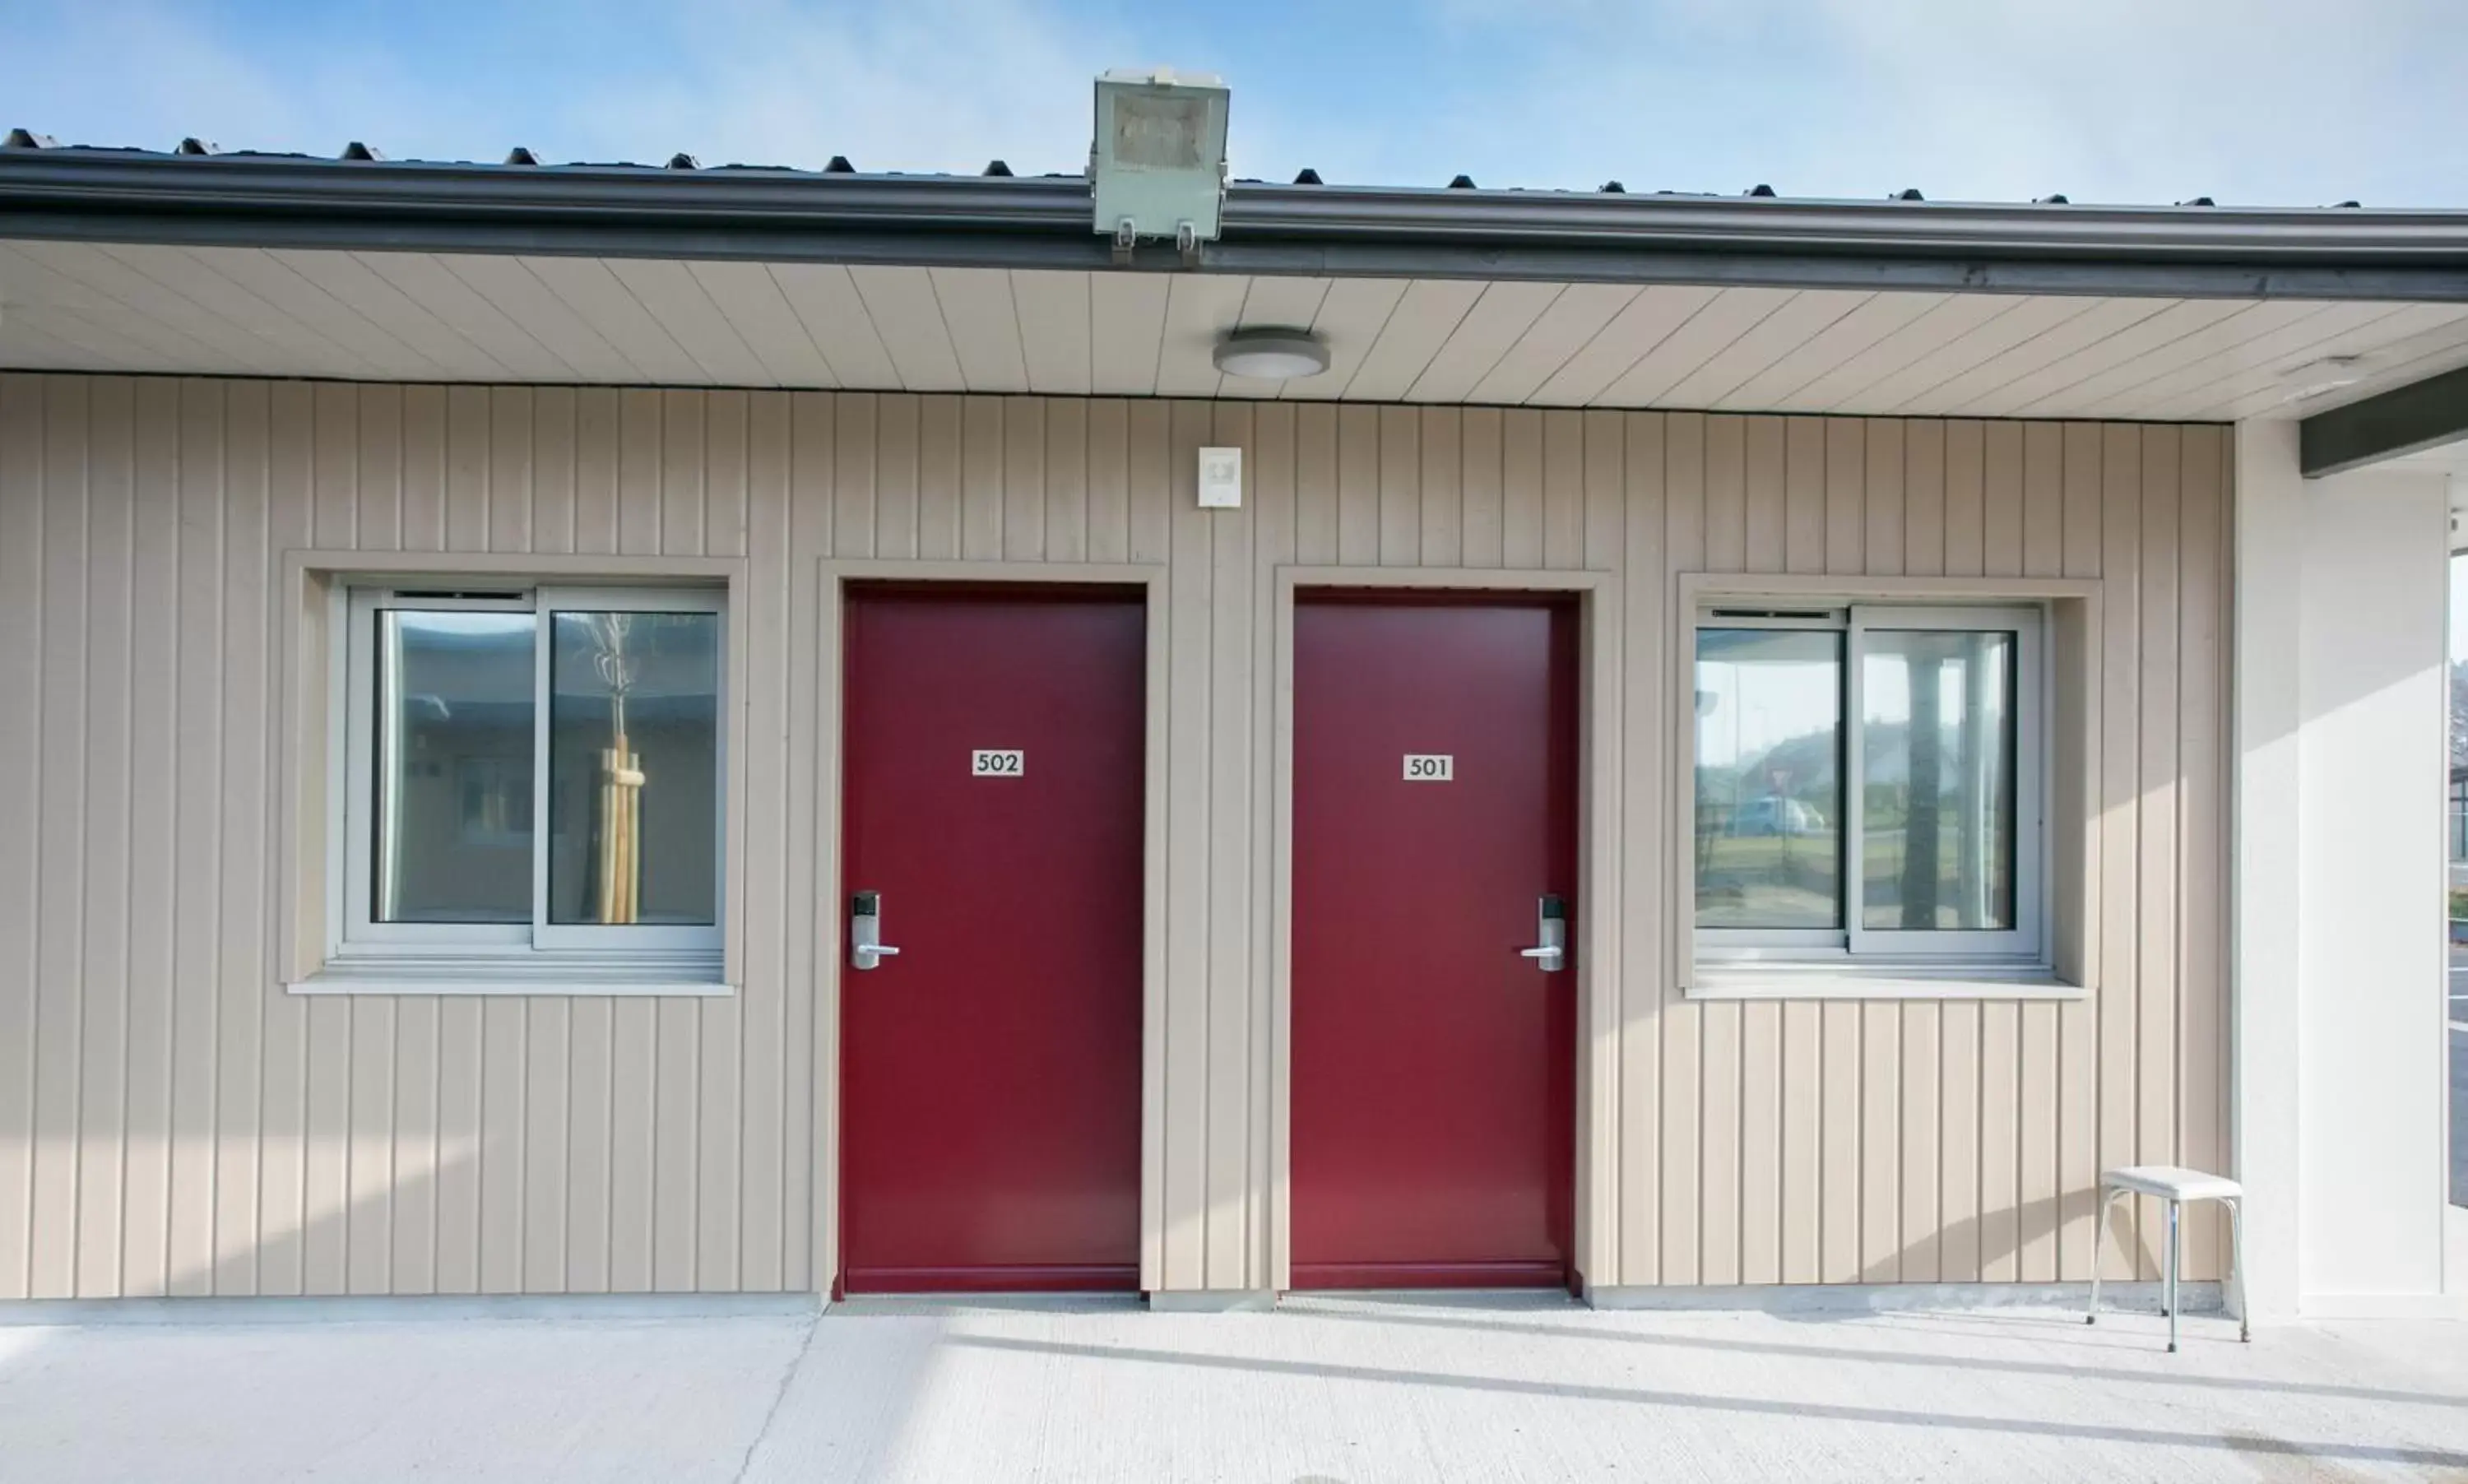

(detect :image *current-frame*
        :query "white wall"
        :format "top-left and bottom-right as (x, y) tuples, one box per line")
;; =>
(2236, 420), (2454, 1318)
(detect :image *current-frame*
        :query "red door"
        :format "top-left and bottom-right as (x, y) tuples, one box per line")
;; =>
(840, 586), (1145, 1293)
(1291, 595), (1578, 1290)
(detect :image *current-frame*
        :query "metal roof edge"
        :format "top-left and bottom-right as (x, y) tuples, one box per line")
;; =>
(0, 150), (1097, 229)
(5, 149), (2468, 301)
(1232, 180), (2468, 257)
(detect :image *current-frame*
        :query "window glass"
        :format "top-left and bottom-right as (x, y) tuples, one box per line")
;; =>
(546, 610), (721, 926)
(1859, 631), (2017, 931)
(374, 611), (536, 923)
(1695, 628), (1843, 929)
(2449, 550), (2466, 1210)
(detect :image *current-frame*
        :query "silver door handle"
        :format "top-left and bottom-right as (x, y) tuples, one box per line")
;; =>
(1524, 893), (1566, 972)
(851, 891), (900, 971)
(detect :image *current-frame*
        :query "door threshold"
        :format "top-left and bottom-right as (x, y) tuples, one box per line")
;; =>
(1280, 1288), (1584, 1312)
(1289, 1259), (1573, 1291)
(830, 1292), (1146, 1317)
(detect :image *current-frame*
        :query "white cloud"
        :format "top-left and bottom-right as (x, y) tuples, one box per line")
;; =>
(0, 2), (485, 160)
(0, 0), (1362, 189)
(1791, 0), (2464, 204)
(1408, 0), (2468, 205)
(557, 0), (1123, 174)
(0, 0), (1137, 172)
(3, 0), (2461, 206)
(552, 0), (1349, 183)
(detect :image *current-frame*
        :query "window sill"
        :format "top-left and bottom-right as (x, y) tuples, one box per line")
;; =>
(1686, 961), (2081, 1001)
(288, 951), (730, 997)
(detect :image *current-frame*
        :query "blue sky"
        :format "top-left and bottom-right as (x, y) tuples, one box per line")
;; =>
(3, 0), (2465, 206)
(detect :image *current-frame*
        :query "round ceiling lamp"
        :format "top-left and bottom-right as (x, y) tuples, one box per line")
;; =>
(1213, 328), (1330, 380)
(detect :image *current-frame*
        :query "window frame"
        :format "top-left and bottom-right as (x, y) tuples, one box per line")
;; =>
(1693, 601), (2046, 971)
(334, 582), (729, 967)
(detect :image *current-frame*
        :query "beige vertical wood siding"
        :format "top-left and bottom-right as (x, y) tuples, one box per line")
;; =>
(0, 375), (2231, 1297)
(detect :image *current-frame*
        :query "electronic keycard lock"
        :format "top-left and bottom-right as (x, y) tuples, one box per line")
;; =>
(1520, 894), (1566, 973)
(850, 890), (901, 972)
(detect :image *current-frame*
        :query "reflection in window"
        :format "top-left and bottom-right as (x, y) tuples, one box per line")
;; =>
(375, 611), (536, 923)
(457, 756), (533, 846)
(547, 611), (721, 926)
(1861, 631), (2016, 931)
(2450, 550), (2467, 1209)
(1695, 628), (1844, 929)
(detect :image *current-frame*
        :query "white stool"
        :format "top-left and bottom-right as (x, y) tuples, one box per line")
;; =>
(2087, 1166), (2248, 1352)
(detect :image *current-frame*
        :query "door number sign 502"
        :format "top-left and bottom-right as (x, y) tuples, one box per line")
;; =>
(971, 749), (1025, 777)
(1402, 753), (1454, 781)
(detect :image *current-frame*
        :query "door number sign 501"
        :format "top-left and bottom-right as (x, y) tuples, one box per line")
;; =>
(971, 749), (1025, 777)
(1402, 753), (1454, 781)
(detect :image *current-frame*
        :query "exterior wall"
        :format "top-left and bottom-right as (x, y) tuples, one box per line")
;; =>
(0, 374), (2231, 1298)
(2234, 420), (2454, 1319)
(2297, 465), (2449, 1306)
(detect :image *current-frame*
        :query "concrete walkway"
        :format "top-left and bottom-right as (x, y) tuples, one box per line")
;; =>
(2, 1293), (2465, 1482)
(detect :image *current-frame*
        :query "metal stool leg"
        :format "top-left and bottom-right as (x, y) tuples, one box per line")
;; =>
(2158, 1197), (2170, 1316)
(2086, 1187), (2118, 1324)
(2165, 1199), (2181, 1354)
(2228, 1197), (2251, 1343)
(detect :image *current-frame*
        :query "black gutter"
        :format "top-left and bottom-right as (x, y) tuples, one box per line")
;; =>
(7, 148), (2468, 301)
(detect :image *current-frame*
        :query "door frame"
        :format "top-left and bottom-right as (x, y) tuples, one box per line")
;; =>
(816, 559), (1168, 1296)
(1270, 565), (1621, 1295)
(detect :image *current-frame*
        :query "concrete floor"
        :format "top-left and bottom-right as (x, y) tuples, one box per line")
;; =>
(2, 1294), (2465, 1482)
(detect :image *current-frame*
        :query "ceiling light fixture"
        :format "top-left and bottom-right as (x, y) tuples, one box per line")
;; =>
(1213, 329), (1329, 380)
(2278, 355), (2366, 404)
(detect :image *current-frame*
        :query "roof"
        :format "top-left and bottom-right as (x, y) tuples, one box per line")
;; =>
(7, 135), (2468, 302)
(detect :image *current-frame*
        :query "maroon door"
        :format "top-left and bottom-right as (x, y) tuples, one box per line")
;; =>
(1291, 595), (1578, 1289)
(840, 587), (1145, 1293)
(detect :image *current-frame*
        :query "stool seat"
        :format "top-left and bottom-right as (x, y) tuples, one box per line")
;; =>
(2089, 1164), (2248, 1351)
(2101, 1166), (2243, 1203)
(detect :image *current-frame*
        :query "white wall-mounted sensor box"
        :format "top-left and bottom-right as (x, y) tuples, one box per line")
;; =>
(1199, 446), (1242, 508)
